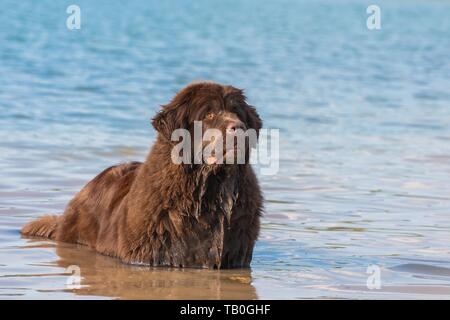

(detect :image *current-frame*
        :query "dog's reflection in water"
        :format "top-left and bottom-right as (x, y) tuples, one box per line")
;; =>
(32, 239), (258, 299)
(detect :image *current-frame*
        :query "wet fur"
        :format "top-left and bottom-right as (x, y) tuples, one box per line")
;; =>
(21, 82), (263, 269)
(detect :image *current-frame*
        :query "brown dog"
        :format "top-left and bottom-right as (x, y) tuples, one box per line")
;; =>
(21, 82), (263, 269)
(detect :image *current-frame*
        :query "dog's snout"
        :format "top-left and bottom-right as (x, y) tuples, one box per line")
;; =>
(226, 120), (246, 133)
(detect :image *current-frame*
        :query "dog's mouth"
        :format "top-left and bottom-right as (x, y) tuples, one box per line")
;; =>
(195, 131), (250, 166)
(204, 145), (247, 165)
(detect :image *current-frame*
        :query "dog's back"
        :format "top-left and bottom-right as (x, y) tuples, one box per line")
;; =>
(22, 162), (142, 251)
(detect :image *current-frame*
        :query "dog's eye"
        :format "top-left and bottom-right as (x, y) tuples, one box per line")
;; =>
(205, 112), (215, 120)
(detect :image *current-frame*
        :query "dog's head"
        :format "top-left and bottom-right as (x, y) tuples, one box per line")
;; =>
(152, 82), (262, 166)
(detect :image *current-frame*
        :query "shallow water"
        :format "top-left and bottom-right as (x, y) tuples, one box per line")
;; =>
(1, 0), (450, 299)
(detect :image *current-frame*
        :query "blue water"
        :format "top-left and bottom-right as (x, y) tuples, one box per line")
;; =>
(1, 0), (450, 299)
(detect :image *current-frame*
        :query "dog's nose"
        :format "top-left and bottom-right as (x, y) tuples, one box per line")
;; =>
(226, 120), (246, 133)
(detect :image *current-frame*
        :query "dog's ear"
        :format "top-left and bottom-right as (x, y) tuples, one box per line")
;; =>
(152, 101), (190, 141)
(152, 108), (177, 140)
(245, 104), (262, 138)
(152, 86), (195, 140)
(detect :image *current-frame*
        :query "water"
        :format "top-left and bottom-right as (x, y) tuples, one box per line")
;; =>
(1, 0), (450, 299)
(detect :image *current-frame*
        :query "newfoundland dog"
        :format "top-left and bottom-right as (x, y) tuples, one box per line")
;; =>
(22, 82), (263, 269)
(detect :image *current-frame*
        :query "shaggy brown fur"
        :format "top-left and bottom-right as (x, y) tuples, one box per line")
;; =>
(21, 82), (263, 269)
